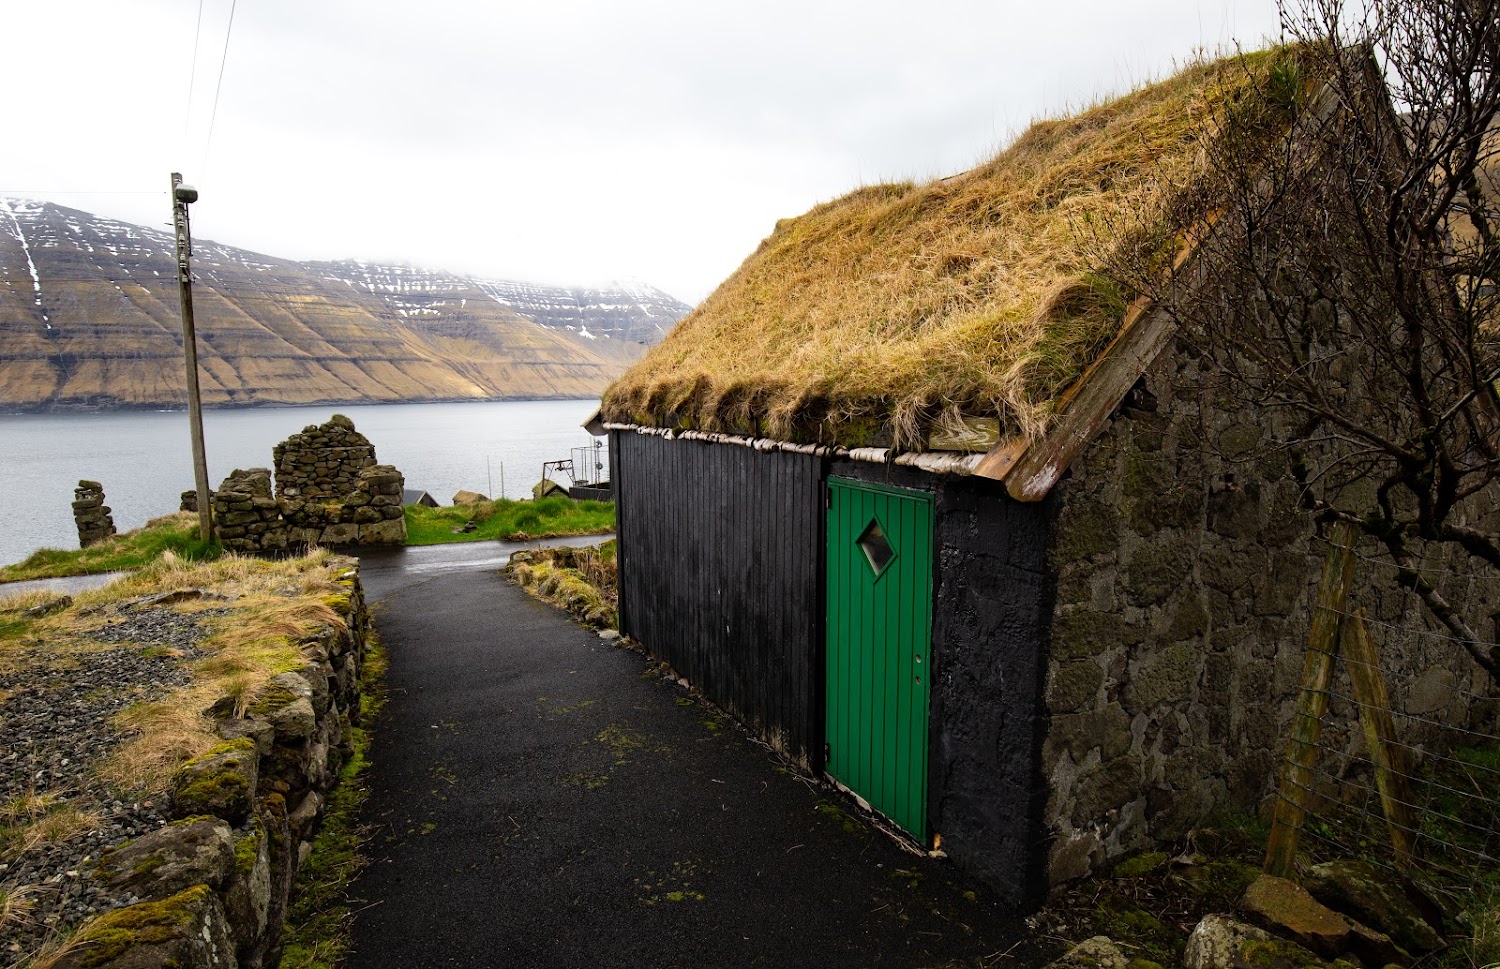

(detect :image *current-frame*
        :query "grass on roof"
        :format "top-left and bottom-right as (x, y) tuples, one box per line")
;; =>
(603, 46), (1313, 450)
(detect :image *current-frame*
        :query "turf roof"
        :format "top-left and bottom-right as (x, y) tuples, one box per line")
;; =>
(603, 47), (1313, 451)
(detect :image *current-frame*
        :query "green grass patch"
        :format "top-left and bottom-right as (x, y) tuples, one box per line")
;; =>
(278, 636), (387, 969)
(0, 513), (221, 582)
(403, 497), (614, 546)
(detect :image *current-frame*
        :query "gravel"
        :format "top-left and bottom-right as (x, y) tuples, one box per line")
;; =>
(0, 606), (222, 965)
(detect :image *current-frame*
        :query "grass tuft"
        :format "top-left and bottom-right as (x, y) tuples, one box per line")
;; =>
(404, 497), (614, 546)
(0, 513), (221, 581)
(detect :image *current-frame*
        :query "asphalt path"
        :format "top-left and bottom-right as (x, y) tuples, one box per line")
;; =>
(348, 541), (1034, 969)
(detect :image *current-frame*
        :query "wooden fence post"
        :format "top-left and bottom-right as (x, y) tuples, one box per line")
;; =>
(1265, 520), (1361, 877)
(1341, 608), (1419, 864)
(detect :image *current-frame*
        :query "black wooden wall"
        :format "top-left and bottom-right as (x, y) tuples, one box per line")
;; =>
(613, 432), (824, 765)
(825, 460), (1053, 911)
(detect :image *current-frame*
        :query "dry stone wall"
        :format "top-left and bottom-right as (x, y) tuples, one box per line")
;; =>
(73, 480), (117, 548)
(273, 414), (376, 500)
(208, 416), (406, 552)
(1042, 335), (1498, 884)
(55, 565), (372, 969)
(213, 469), (289, 556)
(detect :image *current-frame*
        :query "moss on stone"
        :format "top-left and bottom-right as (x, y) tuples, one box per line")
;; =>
(70, 885), (212, 967)
(246, 683), (301, 717)
(173, 739), (256, 824)
(233, 821), (264, 876)
(1094, 899), (1184, 963)
(1178, 857), (1261, 909)
(1238, 936), (1358, 969)
(1122, 643), (1198, 713)
(1054, 496), (1122, 563)
(1052, 609), (1142, 661)
(1112, 851), (1170, 878)
(1123, 542), (1194, 607)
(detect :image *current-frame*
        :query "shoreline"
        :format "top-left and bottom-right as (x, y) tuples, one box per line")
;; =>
(0, 394), (602, 417)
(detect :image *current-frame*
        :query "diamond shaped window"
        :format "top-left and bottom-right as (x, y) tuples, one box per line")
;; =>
(857, 519), (896, 577)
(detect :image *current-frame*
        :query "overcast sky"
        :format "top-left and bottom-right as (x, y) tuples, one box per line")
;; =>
(4, 0), (1284, 303)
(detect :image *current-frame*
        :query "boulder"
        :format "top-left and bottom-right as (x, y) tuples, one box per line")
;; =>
(1305, 859), (1445, 954)
(97, 818), (235, 899)
(1241, 874), (1352, 956)
(359, 517), (407, 545)
(318, 522), (360, 546)
(55, 885), (236, 969)
(1184, 914), (1358, 969)
(171, 739), (259, 826)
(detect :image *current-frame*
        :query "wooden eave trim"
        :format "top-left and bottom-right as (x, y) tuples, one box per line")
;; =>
(972, 292), (1184, 501)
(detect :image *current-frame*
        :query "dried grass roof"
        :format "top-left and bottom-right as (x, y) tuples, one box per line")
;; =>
(603, 48), (1309, 450)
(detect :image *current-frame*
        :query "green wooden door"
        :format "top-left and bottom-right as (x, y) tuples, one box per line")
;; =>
(824, 478), (933, 839)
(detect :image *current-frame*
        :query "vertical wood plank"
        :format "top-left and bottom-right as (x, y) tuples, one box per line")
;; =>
(1342, 608), (1418, 864)
(1265, 520), (1361, 877)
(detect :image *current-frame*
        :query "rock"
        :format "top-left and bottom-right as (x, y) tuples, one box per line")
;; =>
(24, 595), (72, 618)
(287, 791), (324, 834)
(319, 523), (360, 546)
(358, 517), (407, 545)
(171, 738), (259, 826)
(97, 817), (235, 899)
(1305, 859), (1445, 954)
(217, 717), (275, 757)
(1346, 919), (1406, 968)
(72, 480), (117, 548)
(268, 696), (317, 741)
(1184, 914), (1358, 969)
(1046, 936), (1130, 969)
(1241, 874), (1352, 956)
(54, 885), (236, 969)
(599, 629), (621, 641)
(452, 489), (489, 505)
(224, 820), (272, 955)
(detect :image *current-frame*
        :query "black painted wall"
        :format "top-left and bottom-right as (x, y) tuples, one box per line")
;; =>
(612, 431), (824, 765)
(824, 460), (1053, 911)
(615, 435), (1051, 909)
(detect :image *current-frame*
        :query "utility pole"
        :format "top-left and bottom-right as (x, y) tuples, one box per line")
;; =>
(171, 172), (213, 542)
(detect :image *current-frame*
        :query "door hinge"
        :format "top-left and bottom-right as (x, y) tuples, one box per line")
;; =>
(825, 486), (832, 510)
(823, 742), (831, 761)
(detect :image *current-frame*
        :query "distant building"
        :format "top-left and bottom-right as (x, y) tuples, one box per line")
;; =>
(402, 488), (439, 508)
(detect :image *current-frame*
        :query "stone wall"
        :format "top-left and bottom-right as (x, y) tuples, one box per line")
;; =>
(73, 479), (116, 548)
(1042, 335), (1498, 884)
(208, 416), (407, 552)
(273, 414), (376, 500)
(274, 416), (406, 546)
(213, 468), (289, 556)
(57, 564), (371, 969)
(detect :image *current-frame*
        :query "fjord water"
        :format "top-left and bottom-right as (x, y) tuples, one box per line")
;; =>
(0, 399), (603, 568)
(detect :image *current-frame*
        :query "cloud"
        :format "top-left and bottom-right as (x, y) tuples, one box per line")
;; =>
(1, 0), (1282, 303)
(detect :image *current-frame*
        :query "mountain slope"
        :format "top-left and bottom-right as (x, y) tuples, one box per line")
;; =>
(0, 200), (686, 410)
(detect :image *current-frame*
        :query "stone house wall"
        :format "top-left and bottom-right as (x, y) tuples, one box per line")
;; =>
(209, 416), (407, 552)
(273, 414), (376, 500)
(1042, 334), (1498, 883)
(57, 564), (372, 969)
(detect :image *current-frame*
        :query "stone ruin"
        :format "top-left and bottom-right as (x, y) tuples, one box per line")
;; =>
(73, 479), (117, 548)
(211, 469), (289, 555)
(209, 415), (407, 555)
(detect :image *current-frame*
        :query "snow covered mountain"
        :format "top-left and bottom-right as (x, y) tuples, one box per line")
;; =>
(0, 200), (688, 411)
(315, 261), (689, 364)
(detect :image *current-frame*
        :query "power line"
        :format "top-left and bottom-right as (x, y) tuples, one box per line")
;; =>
(202, 0), (238, 180)
(186, 0), (206, 131)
